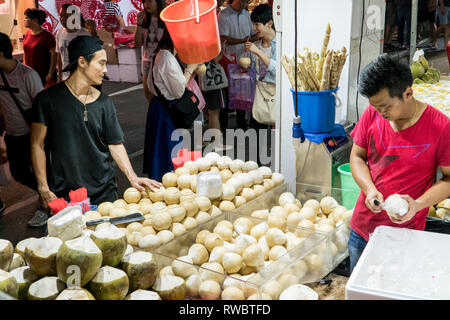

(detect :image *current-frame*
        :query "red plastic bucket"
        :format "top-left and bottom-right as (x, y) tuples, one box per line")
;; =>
(160, 0), (221, 64)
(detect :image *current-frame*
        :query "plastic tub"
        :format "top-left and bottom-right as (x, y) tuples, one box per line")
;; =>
(291, 88), (340, 134)
(337, 163), (361, 210)
(160, 0), (221, 64)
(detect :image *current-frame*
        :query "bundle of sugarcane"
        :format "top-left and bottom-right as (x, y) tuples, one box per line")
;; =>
(281, 23), (348, 92)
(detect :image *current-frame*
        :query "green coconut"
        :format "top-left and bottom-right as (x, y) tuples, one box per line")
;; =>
(90, 224), (127, 267)
(56, 236), (103, 287)
(9, 266), (39, 300)
(414, 78), (425, 84)
(15, 238), (37, 259)
(152, 275), (186, 300)
(120, 251), (158, 291)
(0, 269), (18, 299)
(8, 253), (26, 271)
(419, 56), (429, 71)
(0, 239), (14, 271)
(410, 61), (425, 79)
(27, 276), (66, 300)
(24, 237), (63, 277)
(125, 289), (161, 300)
(88, 266), (129, 300)
(427, 67), (440, 82)
(56, 287), (96, 300)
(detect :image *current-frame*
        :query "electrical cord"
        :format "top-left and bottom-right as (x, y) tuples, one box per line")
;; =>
(294, 0), (298, 118)
(8, 2), (17, 37)
(355, 0), (366, 121)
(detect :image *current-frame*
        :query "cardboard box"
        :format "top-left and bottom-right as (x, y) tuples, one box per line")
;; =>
(103, 43), (118, 65)
(117, 48), (141, 65)
(119, 64), (141, 83)
(106, 64), (120, 82)
(97, 29), (114, 45)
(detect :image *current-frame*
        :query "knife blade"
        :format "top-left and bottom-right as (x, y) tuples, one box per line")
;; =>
(85, 212), (145, 227)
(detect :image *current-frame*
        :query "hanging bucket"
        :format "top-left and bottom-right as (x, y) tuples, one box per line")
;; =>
(337, 163), (361, 210)
(160, 0), (221, 64)
(291, 88), (341, 134)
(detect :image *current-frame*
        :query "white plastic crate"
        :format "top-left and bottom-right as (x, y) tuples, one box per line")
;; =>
(346, 226), (450, 300)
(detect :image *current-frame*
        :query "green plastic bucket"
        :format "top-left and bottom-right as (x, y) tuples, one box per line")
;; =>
(337, 163), (360, 209)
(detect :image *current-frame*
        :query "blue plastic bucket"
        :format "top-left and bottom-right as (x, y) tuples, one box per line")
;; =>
(291, 88), (340, 134)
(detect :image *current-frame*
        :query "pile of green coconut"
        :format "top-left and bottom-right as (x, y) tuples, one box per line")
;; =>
(0, 223), (187, 300)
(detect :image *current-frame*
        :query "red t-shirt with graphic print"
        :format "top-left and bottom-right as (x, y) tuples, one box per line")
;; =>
(350, 104), (450, 242)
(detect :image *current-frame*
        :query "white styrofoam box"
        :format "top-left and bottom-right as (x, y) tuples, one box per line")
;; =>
(117, 48), (141, 65)
(47, 206), (83, 241)
(346, 226), (450, 300)
(106, 64), (120, 82)
(119, 64), (141, 83)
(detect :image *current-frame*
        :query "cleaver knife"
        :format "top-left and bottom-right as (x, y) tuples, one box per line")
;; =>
(85, 212), (145, 227)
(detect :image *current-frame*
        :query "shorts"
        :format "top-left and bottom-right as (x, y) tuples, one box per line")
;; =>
(385, 2), (397, 26)
(438, 6), (450, 25)
(202, 88), (228, 111)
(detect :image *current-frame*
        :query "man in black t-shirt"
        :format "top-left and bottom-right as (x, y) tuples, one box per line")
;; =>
(31, 36), (161, 210)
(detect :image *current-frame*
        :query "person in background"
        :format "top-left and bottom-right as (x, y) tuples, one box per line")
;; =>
(103, 0), (125, 28)
(85, 19), (99, 38)
(218, 0), (259, 130)
(31, 36), (161, 212)
(432, 0), (450, 49)
(144, 29), (200, 181)
(23, 8), (57, 87)
(384, 0), (398, 49)
(0, 32), (50, 227)
(134, 0), (166, 102)
(397, 0), (412, 49)
(55, 4), (91, 82)
(418, 0), (437, 46)
(244, 4), (276, 166)
(348, 55), (450, 273)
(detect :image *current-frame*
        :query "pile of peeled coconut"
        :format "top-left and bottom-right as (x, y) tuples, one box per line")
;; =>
(83, 153), (286, 252)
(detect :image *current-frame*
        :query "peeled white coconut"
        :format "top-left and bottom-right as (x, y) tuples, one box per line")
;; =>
(14, 238), (36, 259)
(208, 246), (228, 264)
(247, 292), (272, 300)
(219, 169), (233, 183)
(226, 178), (243, 194)
(195, 157), (212, 172)
(188, 244), (209, 265)
(113, 199), (128, 208)
(180, 189), (196, 203)
(164, 187), (181, 205)
(88, 266), (129, 300)
(284, 203), (302, 214)
(258, 166), (272, 178)
(182, 217), (198, 231)
(124, 187), (142, 204)
(263, 179), (276, 191)
(208, 205), (222, 218)
(262, 280), (283, 300)
(0, 239), (14, 271)
(125, 203), (141, 213)
(278, 273), (299, 291)
(204, 233), (224, 252)
(304, 254), (323, 273)
(199, 280), (221, 300)
(0, 269), (18, 299)
(152, 275), (186, 300)
(213, 225), (233, 242)
(27, 276), (65, 300)
(172, 255), (197, 279)
(219, 200), (235, 212)
(384, 194), (409, 217)
(109, 207), (127, 218)
(9, 266), (39, 300)
(243, 161), (258, 173)
(286, 212), (303, 227)
(141, 226), (156, 236)
(196, 230), (212, 245)
(296, 220), (315, 237)
(251, 209), (269, 220)
(149, 201), (167, 215)
(268, 214), (287, 231)
(24, 237), (63, 277)
(185, 273), (201, 297)
(233, 234), (257, 255)
(292, 260), (308, 280)
(240, 173), (254, 188)
(127, 232), (143, 247)
(195, 196), (212, 212)
(279, 192), (295, 207)
(175, 167), (190, 176)
(90, 224), (127, 267)
(239, 57), (251, 68)
(190, 174), (198, 192)
(320, 196), (339, 215)
(334, 229), (349, 252)
(152, 211), (172, 231)
(182, 199), (200, 217)
(56, 236), (102, 287)
(125, 289), (161, 300)
(195, 211), (211, 225)
(252, 185), (265, 198)
(240, 187), (256, 202)
(303, 199), (321, 215)
(216, 156), (232, 170)
(221, 286), (245, 300)
(265, 228), (286, 248)
(222, 252), (242, 274)
(316, 224), (335, 234)
(279, 284), (319, 300)
(121, 251), (158, 291)
(97, 202), (114, 217)
(205, 152), (221, 166)
(199, 262), (225, 283)
(157, 230), (175, 244)
(221, 184), (236, 201)
(332, 205), (347, 222)
(233, 196), (247, 208)
(162, 172), (178, 188)
(233, 217), (253, 235)
(124, 244), (134, 256)
(269, 245), (288, 261)
(229, 159), (245, 173)
(160, 266), (175, 276)
(148, 187), (166, 203)
(181, 161), (198, 176)
(242, 244), (264, 267)
(299, 206), (317, 222)
(56, 287), (95, 300)
(139, 234), (161, 252)
(177, 174), (192, 190)
(167, 204), (186, 223)
(271, 173), (285, 186)
(171, 223), (187, 237)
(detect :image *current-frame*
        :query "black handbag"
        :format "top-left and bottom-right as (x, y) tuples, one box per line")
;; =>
(0, 69), (33, 125)
(152, 55), (200, 129)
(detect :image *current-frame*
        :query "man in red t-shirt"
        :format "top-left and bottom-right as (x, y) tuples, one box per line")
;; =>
(348, 54), (450, 273)
(23, 8), (56, 87)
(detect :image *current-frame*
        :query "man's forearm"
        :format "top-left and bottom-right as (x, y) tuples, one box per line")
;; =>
(31, 137), (49, 191)
(134, 26), (143, 48)
(350, 156), (377, 195)
(109, 144), (137, 182)
(48, 50), (57, 78)
(416, 176), (450, 211)
(220, 35), (246, 46)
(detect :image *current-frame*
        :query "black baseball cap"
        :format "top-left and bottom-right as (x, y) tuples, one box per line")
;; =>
(62, 36), (105, 73)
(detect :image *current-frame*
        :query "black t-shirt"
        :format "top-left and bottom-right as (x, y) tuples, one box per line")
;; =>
(32, 82), (124, 204)
(445, 0), (450, 8)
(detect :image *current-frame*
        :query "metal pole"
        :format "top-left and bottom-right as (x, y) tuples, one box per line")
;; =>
(410, 0), (419, 64)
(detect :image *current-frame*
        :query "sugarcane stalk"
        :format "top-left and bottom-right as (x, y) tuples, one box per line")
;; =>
(317, 23), (331, 82)
(298, 60), (319, 91)
(319, 49), (333, 91)
(334, 47), (348, 89)
(329, 51), (341, 89)
(281, 55), (296, 89)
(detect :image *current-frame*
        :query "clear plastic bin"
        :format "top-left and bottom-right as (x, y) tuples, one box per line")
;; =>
(151, 211), (329, 300)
